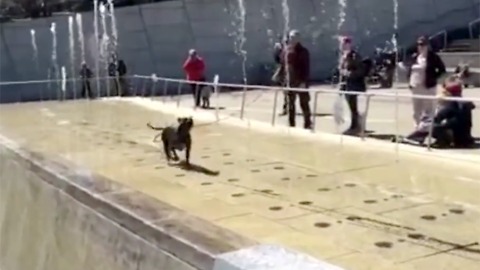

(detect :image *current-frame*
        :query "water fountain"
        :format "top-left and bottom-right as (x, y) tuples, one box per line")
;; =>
(281, 0), (290, 87)
(68, 16), (77, 99)
(235, 0), (248, 118)
(236, 0), (247, 84)
(392, 0), (400, 156)
(50, 22), (60, 100)
(30, 29), (39, 72)
(99, 2), (111, 96)
(93, 0), (101, 94)
(76, 13), (86, 64)
(107, 0), (118, 53)
(333, 0), (348, 130)
(61, 66), (67, 100)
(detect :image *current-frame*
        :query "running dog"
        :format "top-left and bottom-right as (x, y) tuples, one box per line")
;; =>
(147, 117), (194, 165)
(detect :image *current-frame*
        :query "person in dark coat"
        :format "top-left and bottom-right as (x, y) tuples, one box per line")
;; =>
(339, 36), (367, 135)
(281, 30), (312, 129)
(79, 62), (93, 98)
(117, 58), (128, 96)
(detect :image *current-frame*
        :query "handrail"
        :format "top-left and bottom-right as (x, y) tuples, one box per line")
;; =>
(429, 30), (448, 51)
(132, 74), (480, 103)
(361, 3), (480, 50)
(469, 18), (480, 39)
(1, 74), (478, 103)
(132, 74), (479, 153)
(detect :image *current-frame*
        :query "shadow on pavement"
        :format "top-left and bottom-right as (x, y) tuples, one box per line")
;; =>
(368, 133), (480, 150)
(171, 161), (220, 176)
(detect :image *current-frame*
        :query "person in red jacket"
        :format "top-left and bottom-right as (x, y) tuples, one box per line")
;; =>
(183, 49), (206, 107)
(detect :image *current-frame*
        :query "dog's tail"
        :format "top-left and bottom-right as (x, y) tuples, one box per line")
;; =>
(147, 122), (164, 131)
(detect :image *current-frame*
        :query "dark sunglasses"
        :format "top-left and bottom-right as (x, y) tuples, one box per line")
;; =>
(417, 42), (427, 46)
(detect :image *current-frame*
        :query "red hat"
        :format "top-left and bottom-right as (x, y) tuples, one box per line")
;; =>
(445, 82), (462, 96)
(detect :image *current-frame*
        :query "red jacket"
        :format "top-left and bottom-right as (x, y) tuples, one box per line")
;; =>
(183, 56), (205, 81)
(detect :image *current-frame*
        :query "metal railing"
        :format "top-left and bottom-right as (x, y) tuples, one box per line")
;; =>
(429, 30), (448, 51)
(469, 18), (480, 39)
(131, 74), (479, 152)
(1, 74), (477, 153)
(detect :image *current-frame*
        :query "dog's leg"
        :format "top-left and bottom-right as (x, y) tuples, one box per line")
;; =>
(171, 148), (180, 161)
(163, 140), (171, 162)
(185, 139), (191, 165)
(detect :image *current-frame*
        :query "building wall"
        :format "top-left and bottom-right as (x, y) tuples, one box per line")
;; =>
(0, 0), (479, 102)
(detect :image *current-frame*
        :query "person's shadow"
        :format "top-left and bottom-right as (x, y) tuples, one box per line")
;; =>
(171, 161), (220, 176)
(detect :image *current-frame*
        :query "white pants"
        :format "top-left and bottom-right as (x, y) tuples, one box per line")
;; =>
(411, 86), (436, 126)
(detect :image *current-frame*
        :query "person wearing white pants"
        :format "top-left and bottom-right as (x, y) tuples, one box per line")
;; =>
(400, 36), (446, 127)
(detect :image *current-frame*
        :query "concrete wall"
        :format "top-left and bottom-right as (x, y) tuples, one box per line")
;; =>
(0, 0), (479, 102)
(0, 134), (345, 270)
(0, 140), (198, 270)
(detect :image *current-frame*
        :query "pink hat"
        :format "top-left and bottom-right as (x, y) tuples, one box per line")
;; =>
(341, 36), (352, 44)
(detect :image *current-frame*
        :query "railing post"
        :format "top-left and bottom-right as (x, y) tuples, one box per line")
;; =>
(271, 88), (279, 126)
(360, 93), (373, 140)
(141, 78), (148, 97)
(176, 82), (182, 107)
(240, 85), (247, 120)
(311, 91), (318, 132)
(162, 80), (168, 102)
(470, 22), (473, 39)
(150, 74), (157, 99)
(213, 75), (220, 121)
(443, 31), (447, 51)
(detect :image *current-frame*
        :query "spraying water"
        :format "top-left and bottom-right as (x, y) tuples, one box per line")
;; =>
(333, 0), (348, 132)
(93, 0), (101, 93)
(99, 3), (111, 96)
(107, 0), (118, 53)
(235, 0), (247, 84)
(50, 23), (60, 99)
(68, 16), (77, 98)
(392, 0), (400, 156)
(61, 66), (67, 100)
(281, 0), (290, 86)
(30, 29), (38, 70)
(391, 0), (399, 84)
(76, 13), (86, 63)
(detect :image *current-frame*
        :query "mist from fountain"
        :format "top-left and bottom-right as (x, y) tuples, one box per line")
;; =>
(333, 0), (348, 129)
(93, 0), (101, 94)
(107, 0), (118, 53)
(61, 66), (67, 100)
(235, 0), (247, 84)
(99, 3), (111, 96)
(392, 0), (400, 149)
(281, 0), (290, 87)
(76, 13), (86, 64)
(30, 29), (39, 74)
(50, 22), (60, 98)
(68, 16), (77, 98)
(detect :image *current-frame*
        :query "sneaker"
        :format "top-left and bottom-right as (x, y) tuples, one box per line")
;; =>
(342, 127), (360, 136)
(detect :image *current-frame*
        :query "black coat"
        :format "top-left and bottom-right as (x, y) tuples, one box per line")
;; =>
(434, 101), (475, 146)
(409, 51), (446, 88)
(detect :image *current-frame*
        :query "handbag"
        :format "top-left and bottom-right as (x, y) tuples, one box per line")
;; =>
(271, 66), (283, 84)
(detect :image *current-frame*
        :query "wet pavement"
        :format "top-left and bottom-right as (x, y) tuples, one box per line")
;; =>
(0, 98), (479, 270)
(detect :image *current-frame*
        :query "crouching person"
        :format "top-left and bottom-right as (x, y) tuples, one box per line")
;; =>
(397, 76), (475, 148)
(432, 77), (476, 148)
